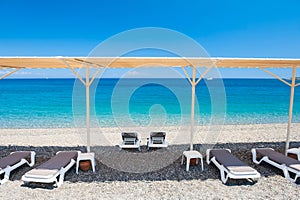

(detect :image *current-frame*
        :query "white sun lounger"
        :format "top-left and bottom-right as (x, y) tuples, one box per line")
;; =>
(252, 148), (300, 183)
(207, 149), (260, 184)
(119, 132), (141, 151)
(147, 132), (168, 150)
(0, 151), (35, 184)
(22, 151), (79, 187)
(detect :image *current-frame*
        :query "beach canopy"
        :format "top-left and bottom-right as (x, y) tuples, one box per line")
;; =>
(0, 57), (299, 153)
(1, 57), (300, 69)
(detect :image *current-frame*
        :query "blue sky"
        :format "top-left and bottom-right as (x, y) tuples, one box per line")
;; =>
(0, 0), (300, 78)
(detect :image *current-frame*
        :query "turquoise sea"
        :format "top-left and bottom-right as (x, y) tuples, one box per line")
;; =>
(0, 78), (299, 128)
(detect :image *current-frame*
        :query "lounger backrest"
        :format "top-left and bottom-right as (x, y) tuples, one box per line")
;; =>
(122, 132), (138, 141)
(37, 151), (78, 170)
(256, 148), (300, 166)
(0, 151), (31, 169)
(210, 149), (247, 168)
(150, 132), (166, 140)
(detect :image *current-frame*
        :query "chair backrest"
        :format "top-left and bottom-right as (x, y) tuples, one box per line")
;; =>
(150, 132), (166, 140)
(37, 151), (78, 170)
(122, 132), (138, 140)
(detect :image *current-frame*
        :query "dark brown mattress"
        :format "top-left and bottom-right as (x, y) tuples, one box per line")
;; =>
(256, 148), (300, 166)
(0, 151), (31, 169)
(210, 149), (247, 168)
(37, 151), (78, 170)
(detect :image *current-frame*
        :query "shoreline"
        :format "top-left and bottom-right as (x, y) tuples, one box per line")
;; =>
(1, 117), (300, 130)
(1, 123), (299, 146)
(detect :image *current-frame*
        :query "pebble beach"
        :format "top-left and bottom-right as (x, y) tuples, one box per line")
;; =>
(0, 123), (300, 199)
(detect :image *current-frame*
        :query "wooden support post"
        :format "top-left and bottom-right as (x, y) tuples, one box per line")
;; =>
(285, 66), (297, 154)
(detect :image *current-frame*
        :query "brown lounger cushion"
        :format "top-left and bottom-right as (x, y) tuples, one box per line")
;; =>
(211, 149), (246, 167)
(37, 151), (78, 170)
(122, 132), (138, 145)
(122, 132), (138, 140)
(150, 132), (166, 144)
(150, 132), (166, 139)
(0, 151), (31, 169)
(256, 148), (300, 166)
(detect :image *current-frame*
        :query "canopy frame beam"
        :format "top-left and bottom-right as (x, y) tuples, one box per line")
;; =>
(260, 68), (292, 87)
(0, 68), (20, 80)
(195, 67), (212, 85)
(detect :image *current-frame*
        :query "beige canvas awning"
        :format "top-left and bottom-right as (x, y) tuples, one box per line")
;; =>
(0, 57), (300, 68)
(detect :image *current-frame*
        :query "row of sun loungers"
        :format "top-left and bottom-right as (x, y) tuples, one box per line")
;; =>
(1, 147), (300, 187)
(0, 151), (79, 187)
(119, 132), (168, 151)
(208, 148), (300, 184)
(0, 132), (167, 187)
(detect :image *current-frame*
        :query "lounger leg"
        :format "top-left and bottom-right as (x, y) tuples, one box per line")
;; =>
(220, 169), (225, 183)
(220, 169), (229, 184)
(28, 151), (36, 167)
(251, 178), (259, 183)
(181, 155), (184, 165)
(283, 168), (292, 182)
(280, 166), (300, 183)
(282, 168), (297, 183)
(293, 174), (300, 183)
(76, 160), (79, 174)
(251, 148), (265, 164)
(206, 149), (211, 164)
(23, 181), (30, 186)
(0, 169), (11, 184)
(186, 159), (190, 171)
(91, 157), (96, 172)
(251, 149), (258, 164)
(251, 149), (268, 165)
(200, 158), (204, 171)
(57, 173), (65, 187)
(210, 157), (229, 184)
(58, 159), (76, 187)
